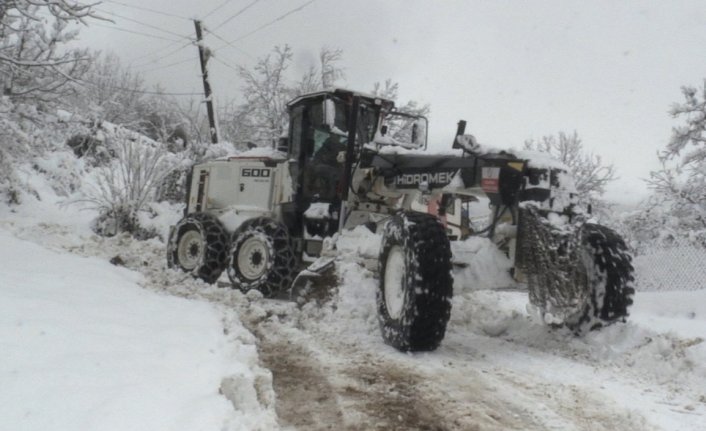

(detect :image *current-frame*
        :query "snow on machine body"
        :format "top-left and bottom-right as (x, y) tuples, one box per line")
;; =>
(167, 88), (635, 351)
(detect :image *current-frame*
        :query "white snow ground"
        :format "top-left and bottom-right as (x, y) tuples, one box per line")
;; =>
(0, 228), (278, 431)
(1, 158), (705, 430)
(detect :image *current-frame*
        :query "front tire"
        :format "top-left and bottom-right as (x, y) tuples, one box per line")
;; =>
(167, 212), (229, 284)
(377, 212), (453, 352)
(227, 217), (297, 297)
(566, 223), (635, 332)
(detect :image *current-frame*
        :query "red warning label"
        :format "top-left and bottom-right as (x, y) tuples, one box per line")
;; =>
(481, 167), (500, 193)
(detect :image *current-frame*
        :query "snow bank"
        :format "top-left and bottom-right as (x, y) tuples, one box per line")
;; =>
(302, 226), (383, 345)
(0, 230), (278, 431)
(451, 236), (515, 291)
(447, 281), (706, 430)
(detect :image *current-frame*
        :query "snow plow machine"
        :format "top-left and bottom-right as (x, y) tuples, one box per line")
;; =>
(167, 88), (635, 352)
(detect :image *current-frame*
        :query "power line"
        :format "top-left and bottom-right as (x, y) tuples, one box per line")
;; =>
(225, 0), (315, 45)
(129, 40), (195, 70)
(90, 22), (183, 42)
(210, 0), (261, 32)
(100, 0), (192, 21)
(212, 55), (240, 74)
(204, 28), (254, 59)
(202, 0), (234, 20)
(95, 8), (192, 40)
(123, 35), (193, 66)
(138, 57), (194, 74)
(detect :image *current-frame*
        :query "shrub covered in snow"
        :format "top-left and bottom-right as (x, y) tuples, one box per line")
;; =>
(74, 126), (185, 237)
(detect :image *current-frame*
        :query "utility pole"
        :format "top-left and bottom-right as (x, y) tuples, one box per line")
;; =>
(193, 20), (219, 144)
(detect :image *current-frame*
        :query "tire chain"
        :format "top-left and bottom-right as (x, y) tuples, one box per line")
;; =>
(377, 211), (453, 352)
(228, 217), (297, 297)
(517, 205), (589, 322)
(167, 212), (228, 284)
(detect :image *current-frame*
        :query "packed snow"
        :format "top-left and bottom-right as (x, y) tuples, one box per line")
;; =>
(1, 143), (705, 430)
(0, 229), (278, 431)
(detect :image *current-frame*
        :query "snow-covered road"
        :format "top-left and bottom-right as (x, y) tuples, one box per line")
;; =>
(2, 212), (704, 430)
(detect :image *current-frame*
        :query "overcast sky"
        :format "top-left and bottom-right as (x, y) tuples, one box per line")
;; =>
(75, 0), (706, 203)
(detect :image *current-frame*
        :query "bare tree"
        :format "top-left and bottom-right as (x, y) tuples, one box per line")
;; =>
(524, 132), (617, 203)
(372, 79), (430, 118)
(372, 79), (399, 102)
(76, 52), (146, 127)
(319, 46), (344, 90)
(217, 98), (257, 150)
(225, 45), (348, 148)
(237, 45), (294, 147)
(74, 55), (192, 150)
(372, 79), (431, 144)
(136, 86), (190, 147)
(294, 46), (345, 95)
(0, 1), (99, 104)
(176, 97), (209, 145)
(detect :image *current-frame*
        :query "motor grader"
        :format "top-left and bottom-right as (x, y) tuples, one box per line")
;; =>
(167, 88), (635, 352)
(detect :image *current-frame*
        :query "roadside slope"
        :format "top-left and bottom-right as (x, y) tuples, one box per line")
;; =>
(0, 229), (278, 431)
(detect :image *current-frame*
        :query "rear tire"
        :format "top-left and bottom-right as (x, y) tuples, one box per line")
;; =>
(377, 212), (453, 352)
(566, 223), (635, 332)
(227, 217), (297, 297)
(167, 212), (229, 284)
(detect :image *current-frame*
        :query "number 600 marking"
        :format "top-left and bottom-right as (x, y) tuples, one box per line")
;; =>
(241, 168), (271, 177)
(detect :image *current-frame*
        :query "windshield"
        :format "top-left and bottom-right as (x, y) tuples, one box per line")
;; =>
(375, 111), (428, 150)
(323, 97), (379, 150)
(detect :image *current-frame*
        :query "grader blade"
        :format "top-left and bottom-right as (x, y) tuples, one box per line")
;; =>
(290, 257), (337, 302)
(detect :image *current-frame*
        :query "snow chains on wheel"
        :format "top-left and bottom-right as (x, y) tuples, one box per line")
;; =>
(566, 223), (636, 333)
(377, 211), (453, 352)
(227, 217), (297, 298)
(167, 212), (229, 284)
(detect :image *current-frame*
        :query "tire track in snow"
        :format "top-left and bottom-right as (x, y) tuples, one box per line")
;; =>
(247, 324), (345, 429)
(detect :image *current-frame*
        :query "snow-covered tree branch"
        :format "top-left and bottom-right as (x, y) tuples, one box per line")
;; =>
(236, 44), (293, 147)
(643, 82), (706, 245)
(664, 82), (706, 167)
(1, 1), (99, 104)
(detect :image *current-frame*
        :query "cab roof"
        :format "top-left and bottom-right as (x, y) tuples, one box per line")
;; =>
(287, 88), (395, 110)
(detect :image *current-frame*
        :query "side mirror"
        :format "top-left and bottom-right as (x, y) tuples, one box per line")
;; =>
(381, 125), (388, 136)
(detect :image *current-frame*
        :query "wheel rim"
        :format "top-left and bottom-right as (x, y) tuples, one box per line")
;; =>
(384, 245), (406, 320)
(237, 236), (270, 281)
(177, 229), (204, 270)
